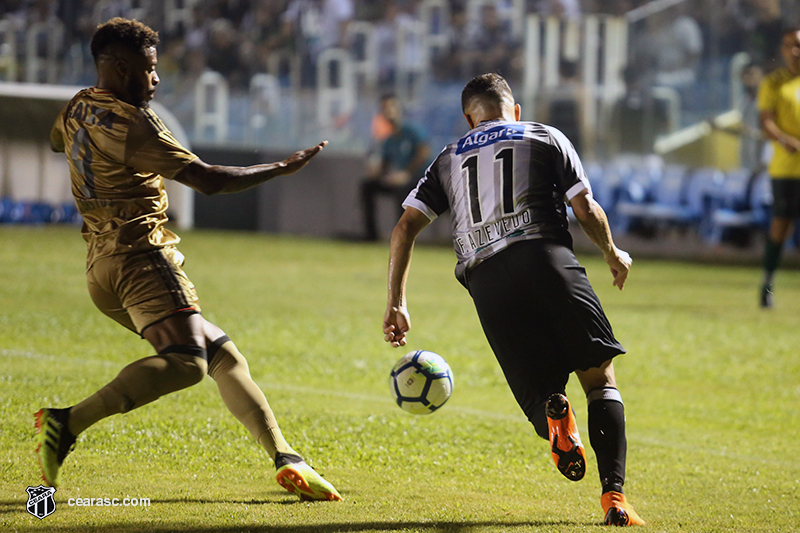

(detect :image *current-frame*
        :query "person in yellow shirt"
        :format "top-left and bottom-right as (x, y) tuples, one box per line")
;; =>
(758, 27), (800, 308)
(35, 17), (342, 501)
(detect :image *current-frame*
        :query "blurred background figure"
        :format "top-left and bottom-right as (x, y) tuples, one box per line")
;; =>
(640, 2), (703, 89)
(605, 64), (670, 157)
(736, 61), (767, 174)
(360, 94), (430, 241)
(539, 59), (584, 154)
(757, 27), (800, 308)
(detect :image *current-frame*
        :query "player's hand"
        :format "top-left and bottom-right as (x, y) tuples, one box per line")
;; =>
(604, 247), (632, 290)
(779, 135), (800, 154)
(280, 141), (328, 174)
(383, 305), (410, 347)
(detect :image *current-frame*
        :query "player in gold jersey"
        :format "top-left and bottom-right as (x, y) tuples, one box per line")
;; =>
(34, 17), (342, 501)
(758, 27), (800, 308)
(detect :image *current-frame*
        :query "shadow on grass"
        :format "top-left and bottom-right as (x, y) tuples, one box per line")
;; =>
(2, 500), (591, 531)
(0, 497), (295, 516)
(11, 520), (588, 532)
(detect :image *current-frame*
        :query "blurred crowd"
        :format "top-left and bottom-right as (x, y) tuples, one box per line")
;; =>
(0, 0), (796, 158)
(0, 0), (793, 93)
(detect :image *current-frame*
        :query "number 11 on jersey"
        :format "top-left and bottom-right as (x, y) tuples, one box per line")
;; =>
(461, 147), (515, 226)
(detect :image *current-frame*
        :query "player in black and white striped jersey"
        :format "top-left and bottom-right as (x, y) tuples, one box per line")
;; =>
(384, 73), (644, 526)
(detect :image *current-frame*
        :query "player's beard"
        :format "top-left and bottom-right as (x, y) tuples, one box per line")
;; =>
(126, 76), (152, 108)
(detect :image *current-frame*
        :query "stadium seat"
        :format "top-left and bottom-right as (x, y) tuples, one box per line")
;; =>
(613, 165), (724, 238)
(707, 170), (771, 246)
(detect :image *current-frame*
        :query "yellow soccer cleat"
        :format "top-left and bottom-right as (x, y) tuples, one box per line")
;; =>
(602, 491), (646, 526)
(34, 408), (76, 488)
(275, 453), (342, 501)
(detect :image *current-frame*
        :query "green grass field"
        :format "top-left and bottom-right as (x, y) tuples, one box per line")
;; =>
(1, 225), (799, 532)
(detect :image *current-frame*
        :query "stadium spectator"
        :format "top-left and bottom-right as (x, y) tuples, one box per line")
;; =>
(38, 17), (343, 502)
(735, 61), (767, 173)
(282, 0), (354, 85)
(183, 3), (213, 51)
(383, 73), (645, 526)
(372, 1), (422, 91)
(535, 0), (582, 18)
(239, 0), (291, 78)
(539, 59), (584, 154)
(205, 18), (247, 88)
(640, 3), (704, 88)
(360, 93), (430, 241)
(605, 64), (670, 156)
(726, 0), (783, 66)
(757, 27), (800, 308)
(463, 2), (519, 82)
(435, 3), (471, 82)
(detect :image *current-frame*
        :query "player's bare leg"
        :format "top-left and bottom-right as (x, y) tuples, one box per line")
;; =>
(576, 361), (644, 526)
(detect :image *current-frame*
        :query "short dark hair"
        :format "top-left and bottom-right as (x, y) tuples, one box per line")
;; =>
(461, 73), (513, 113)
(784, 26), (800, 36)
(90, 18), (160, 61)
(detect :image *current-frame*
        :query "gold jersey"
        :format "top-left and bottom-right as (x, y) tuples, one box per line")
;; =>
(757, 67), (800, 178)
(51, 88), (197, 267)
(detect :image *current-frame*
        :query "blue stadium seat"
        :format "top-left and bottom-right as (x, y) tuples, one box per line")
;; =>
(707, 170), (771, 245)
(613, 165), (724, 237)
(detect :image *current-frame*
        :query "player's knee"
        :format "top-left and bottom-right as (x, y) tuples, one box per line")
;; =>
(206, 335), (249, 379)
(159, 345), (208, 385)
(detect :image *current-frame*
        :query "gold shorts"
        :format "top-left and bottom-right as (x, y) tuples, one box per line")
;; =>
(87, 246), (201, 334)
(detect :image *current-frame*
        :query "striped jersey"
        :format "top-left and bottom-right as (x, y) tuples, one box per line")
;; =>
(402, 119), (590, 285)
(51, 88), (197, 268)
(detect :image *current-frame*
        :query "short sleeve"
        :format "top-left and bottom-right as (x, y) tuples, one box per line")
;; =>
(545, 125), (591, 200)
(126, 109), (197, 180)
(402, 156), (449, 221)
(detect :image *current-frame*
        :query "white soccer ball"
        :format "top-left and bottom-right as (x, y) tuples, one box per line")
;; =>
(389, 350), (453, 415)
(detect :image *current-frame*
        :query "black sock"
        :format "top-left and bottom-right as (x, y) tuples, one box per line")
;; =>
(763, 238), (783, 280)
(587, 387), (626, 494)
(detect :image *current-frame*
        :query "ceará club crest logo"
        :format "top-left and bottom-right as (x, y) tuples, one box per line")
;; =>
(26, 485), (56, 519)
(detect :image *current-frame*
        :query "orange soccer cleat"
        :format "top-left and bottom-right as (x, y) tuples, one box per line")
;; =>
(546, 393), (586, 481)
(601, 491), (646, 526)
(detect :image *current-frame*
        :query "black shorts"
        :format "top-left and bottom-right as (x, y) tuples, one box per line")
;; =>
(771, 178), (800, 218)
(468, 239), (625, 421)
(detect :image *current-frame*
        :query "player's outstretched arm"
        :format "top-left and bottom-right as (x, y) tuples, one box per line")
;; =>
(570, 188), (631, 290)
(175, 141), (328, 195)
(384, 207), (431, 347)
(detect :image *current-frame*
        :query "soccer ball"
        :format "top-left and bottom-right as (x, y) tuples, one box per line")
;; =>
(389, 350), (453, 415)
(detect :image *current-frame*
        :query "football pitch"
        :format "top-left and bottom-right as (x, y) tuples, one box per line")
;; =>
(1, 225), (799, 532)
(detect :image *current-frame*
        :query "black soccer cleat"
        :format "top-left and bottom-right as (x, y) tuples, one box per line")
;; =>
(760, 283), (774, 309)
